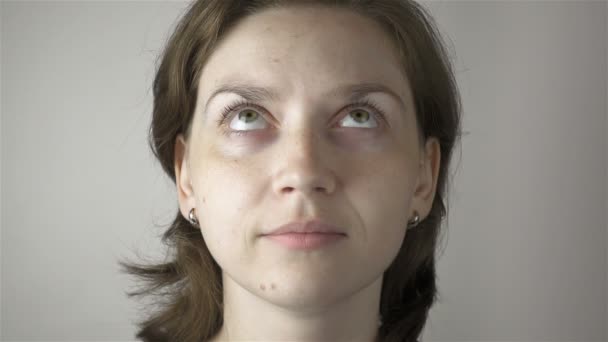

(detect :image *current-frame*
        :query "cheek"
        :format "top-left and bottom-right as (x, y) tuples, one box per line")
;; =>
(350, 155), (415, 247)
(193, 143), (261, 213)
(341, 178), (411, 286)
(191, 155), (260, 258)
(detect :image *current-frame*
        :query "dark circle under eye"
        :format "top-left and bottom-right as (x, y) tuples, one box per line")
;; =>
(351, 110), (370, 123)
(238, 109), (259, 123)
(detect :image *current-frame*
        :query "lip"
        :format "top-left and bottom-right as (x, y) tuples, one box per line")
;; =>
(264, 232), (346, 250)
(262, 219), (346, 236)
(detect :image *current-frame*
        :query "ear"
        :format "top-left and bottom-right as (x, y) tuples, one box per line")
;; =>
(411, 137), (441, 219)
(174, 134), (196, 220)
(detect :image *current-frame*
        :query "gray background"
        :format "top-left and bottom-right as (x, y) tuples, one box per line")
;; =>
(1, 0), (606, 341)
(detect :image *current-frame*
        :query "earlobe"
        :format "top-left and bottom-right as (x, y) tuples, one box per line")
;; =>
(174, 134), (196, 215)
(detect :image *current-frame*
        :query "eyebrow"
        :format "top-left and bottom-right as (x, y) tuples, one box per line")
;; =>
(202, 81), (407, 115)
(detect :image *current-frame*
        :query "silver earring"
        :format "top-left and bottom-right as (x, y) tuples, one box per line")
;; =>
(407, 211), (420, 230)
(188, 208), (199, 226)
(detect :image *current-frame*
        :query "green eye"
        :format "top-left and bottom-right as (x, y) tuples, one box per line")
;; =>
(238, 110), (259, 123)
(351, 110), (370, 123)
(340, 108), (379, 129)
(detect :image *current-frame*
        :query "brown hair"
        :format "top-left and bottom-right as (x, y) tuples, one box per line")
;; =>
(120, 0), (462, 341)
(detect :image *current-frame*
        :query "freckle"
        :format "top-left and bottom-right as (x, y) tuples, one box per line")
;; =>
(260, 284), (266, 291)
(271, 283), (276, 290)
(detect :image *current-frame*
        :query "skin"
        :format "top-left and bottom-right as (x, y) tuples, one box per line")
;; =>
(174, 5), (441, 342)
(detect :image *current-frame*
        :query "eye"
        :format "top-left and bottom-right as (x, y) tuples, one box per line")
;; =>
(215, 98), (386, 137)
(339, 108), (378, 128)
(229, 108), (268, 131)
(337, 99), (386, 129)
(216, 100), (269, 136)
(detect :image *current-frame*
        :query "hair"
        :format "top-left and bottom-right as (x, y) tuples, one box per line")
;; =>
(119, 0), (462, 341)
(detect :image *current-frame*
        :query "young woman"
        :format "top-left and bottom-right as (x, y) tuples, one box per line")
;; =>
(121, 0), (462, 341)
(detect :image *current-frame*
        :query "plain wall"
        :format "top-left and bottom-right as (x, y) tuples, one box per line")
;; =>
(0, 1), (3, 339)
(1, 1), (606, 341)
(420, 1), (607, 341)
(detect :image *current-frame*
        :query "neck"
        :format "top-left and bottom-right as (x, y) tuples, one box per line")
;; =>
(210, 273), (383, 342)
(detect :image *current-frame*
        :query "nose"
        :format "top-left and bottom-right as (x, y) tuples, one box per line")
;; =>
(271, 127), (337, 197)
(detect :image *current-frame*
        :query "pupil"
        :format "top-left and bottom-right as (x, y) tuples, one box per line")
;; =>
(354, 111), (368, 123)
(240, 111), (257, 123)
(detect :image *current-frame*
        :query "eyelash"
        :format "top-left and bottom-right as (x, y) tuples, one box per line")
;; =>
(215, 98), (387, 136)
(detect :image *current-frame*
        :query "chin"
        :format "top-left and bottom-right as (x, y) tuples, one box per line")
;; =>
(262, 283), (351, 312)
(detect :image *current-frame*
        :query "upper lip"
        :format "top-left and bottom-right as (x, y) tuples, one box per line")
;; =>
(262, 219), (346, 236)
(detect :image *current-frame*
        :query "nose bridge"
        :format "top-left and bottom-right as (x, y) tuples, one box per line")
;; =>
(280, 101), (325, 166)
(286, 122), (320, 160)
(272, 120), (336, 196)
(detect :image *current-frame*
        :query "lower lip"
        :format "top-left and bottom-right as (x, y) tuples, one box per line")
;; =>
(263, 233), (346, 250)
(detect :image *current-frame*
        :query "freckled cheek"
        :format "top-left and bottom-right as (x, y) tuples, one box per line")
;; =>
(334, 126), (383, 137)
(199, 203), (250, 264)
(358, 181), (409, 242)
(195, 157), (260, 243)
(353, 158), (413, 229)
(329, 130), (389, 151)
(212, 133), (274, 156)
(200, 169), (253, 217)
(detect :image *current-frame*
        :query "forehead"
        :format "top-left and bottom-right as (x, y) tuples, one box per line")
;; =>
(198, 5), (410, 104)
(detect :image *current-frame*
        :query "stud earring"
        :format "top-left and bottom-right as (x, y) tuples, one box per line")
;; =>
(188, 208), (199, 226)
(407, 210), (420, 230)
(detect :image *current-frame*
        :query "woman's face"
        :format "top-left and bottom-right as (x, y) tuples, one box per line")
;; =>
(175, 5), (440, 310)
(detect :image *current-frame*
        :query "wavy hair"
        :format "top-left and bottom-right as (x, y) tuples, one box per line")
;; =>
(120, 0), (462, 341)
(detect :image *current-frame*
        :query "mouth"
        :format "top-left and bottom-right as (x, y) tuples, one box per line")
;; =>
(262, 232), (346, 250)
(263, 219), (346, 236)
